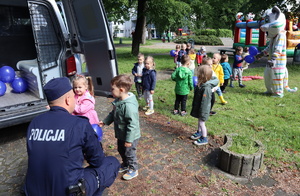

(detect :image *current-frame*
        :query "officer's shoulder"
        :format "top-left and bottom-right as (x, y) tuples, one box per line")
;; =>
(73, 115), (90, 124)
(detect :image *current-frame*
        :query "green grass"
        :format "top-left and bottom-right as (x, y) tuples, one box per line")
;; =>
(228, 135), (260, 154)
(116, 43), (300, 169)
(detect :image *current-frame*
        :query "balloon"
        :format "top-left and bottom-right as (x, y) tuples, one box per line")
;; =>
(11, 77), (28, 93)
(244, 55), (255, 64)
(0, 65), (15, 83)
(170, 50), (176, 57)
(0, 81), (6, 96)
(92, 124), (103, 141)
(249, 46), (258, 56)
(193, 76), (198, 87)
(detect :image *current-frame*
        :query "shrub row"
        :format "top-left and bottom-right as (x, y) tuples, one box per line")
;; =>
(173, 35), (223, 46)
(193, 29), (233, 37)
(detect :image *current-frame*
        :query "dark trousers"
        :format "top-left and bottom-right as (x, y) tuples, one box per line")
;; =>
(174, 94), (188, 112)
(117, 139), (139, 171)
(84, 156), (120, 196)
(135, 82), (143, 98)
(211, 92), (215, 111)
(220, 79), (229, 92)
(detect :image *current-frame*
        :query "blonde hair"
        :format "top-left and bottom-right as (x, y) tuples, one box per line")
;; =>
(202, 57), (212, 66)
(73, 75), (95, 97)
(197, 65), (213, 86)
(213, 53), (221, 61)
(111, 74), (133, 92)
(145, 56), (155, 69)
(137, 53), (144, 59)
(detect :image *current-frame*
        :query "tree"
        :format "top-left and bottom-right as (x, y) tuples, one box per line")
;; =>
(131, 0), (147, 56)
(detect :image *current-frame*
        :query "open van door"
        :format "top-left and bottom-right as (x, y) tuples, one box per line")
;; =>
(61, 0), (118, 97)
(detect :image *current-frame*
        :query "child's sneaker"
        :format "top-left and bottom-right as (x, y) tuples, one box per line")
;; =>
(239, 84), (246, 88)
(229, 84), (234, 88)
(180, 111), (187, 116)
(173, 110), (179, 115)
(142, 106), (149, 111)
(145, 109), (154, 115)
(221, 101), (228, 105)
(210, 111), (217, 116)
(123, 169), (138, 180)
(119, 165), (128, 173)
(193, 137), (208, 146)
(190, 132), (202, 140)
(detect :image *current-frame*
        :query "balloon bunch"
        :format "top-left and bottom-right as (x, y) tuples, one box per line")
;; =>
(0, 65), (28, 96)
(244, 46), (258, 64)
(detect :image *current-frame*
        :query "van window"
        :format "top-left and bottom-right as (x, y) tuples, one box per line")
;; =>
(28, 2), (62, 71)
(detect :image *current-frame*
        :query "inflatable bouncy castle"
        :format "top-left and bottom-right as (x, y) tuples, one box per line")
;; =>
(233, 11), (300, 56)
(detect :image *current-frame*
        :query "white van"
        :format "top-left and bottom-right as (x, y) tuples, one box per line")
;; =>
(0, 0), (118, 129)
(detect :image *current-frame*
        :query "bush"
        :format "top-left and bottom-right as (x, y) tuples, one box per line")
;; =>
(173, 35), (223, 46)
(194, 29), (233, 37)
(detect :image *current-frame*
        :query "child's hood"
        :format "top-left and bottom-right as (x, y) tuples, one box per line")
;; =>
(200, 76), (219, 88)
(113, 92), (137, 107)
(175, 67), (191, 79)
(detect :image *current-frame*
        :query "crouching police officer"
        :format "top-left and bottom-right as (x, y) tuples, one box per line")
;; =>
(23, 77), (120, 196)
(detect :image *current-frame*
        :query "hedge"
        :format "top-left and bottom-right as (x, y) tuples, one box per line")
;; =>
(173, 35), (223, 46)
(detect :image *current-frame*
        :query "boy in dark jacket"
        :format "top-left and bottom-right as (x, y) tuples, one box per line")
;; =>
(132, 53), (144, 98)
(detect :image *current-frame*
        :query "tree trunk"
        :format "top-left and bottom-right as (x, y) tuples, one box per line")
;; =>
(131, 0), (147, 56)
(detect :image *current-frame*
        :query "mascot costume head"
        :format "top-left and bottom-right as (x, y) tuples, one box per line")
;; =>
(256, 6), (297, 97)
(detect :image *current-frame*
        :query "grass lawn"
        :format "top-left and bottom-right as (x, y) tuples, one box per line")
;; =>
(115, 39), (300, 170)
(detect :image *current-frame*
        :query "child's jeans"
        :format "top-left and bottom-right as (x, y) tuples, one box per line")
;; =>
(117, 139), (139, 171)
(215, 86), (223, 96)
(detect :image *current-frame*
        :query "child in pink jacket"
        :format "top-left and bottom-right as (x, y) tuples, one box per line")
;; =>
(72, 75), (99, 124)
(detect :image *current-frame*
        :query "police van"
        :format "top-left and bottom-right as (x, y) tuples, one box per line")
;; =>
(0, 0), (118, 129)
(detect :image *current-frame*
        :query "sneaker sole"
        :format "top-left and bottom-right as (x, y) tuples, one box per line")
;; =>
(123, 173), (139, 180)
(190, 136), (201, 140)
(193, 141), (208, 146)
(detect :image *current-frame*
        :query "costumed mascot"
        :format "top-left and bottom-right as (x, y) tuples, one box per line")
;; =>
(256, 6), (297, 97)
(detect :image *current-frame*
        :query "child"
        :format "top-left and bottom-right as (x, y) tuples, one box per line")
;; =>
(99, 74), (140, 180)
(171, 55), (193, 116)
(190, 65), (219, 145)
(220, 54), (232, 93)
(174, 44), (181, 68)
(230, 46), (246, 88)
(242, 47), (249, 70)
(142, 56), (156, 115)
(177, 44), (187, 67)
(188, 48), (196, 75)
(196, 46), (207, 66)
(202, 57), (217, 115)
(72, 75), (99, 124)
(212, 53), (227, 104)
(132, 53), (145, 99)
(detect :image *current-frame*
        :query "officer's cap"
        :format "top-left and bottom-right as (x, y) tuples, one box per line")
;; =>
(44, 77), (73, 101)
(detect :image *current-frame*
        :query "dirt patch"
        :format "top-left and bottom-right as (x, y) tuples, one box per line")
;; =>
(97, 101), (300, 195)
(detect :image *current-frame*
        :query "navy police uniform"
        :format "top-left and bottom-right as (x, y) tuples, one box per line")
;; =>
(24, 77), (120, 196)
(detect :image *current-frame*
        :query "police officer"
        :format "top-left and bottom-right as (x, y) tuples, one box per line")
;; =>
(24, 77), (120, 196)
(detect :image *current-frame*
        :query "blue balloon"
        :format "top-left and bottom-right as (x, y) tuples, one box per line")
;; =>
(92, 124), (103, 141)
(244, 55), (255, 64)
(11, 77), (28, 93)
(0, 81), (6, 96)
(249, 46), (258, 56)
(193, 76), (198, 87)
(0, 65), (15, 83)
(170, 50), (176, 57)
